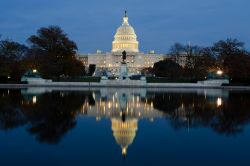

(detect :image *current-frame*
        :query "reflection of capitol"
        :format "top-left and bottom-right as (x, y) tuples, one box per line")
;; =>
(80, 89), (164, 156)
(19, 88), (229, 155)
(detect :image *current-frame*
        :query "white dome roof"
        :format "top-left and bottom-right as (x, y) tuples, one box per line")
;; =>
(116, 19), (136, 36)
(112, 12), (139, 53)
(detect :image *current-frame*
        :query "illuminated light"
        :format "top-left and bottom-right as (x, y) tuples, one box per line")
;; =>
(60, 92), (64, 97)
(96, 117), (101, 121)
(108, 102), (112, 109)
(217, 70), (223, 75)
(33, 69), (37, 73)
(32, 96), (37, 104)
(217, 97), (222, 107)
(7, 76), (11, 79)
(151, 102), (154, 108)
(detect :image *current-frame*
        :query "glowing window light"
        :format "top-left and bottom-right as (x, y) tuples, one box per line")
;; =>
(108, 102), (112, 109)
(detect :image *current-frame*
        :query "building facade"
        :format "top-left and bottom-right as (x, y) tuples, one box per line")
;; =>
(78, 12), (167, 76)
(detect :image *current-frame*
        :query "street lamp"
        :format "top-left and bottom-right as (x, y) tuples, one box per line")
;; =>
(216, 70), (223, 75)
(33, 69), (37, 73)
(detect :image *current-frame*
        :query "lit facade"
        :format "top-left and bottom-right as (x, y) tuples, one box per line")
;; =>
(78, 12), (167, 76)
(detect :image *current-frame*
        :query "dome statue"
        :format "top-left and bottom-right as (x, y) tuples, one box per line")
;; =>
(112, 11), (139, 53)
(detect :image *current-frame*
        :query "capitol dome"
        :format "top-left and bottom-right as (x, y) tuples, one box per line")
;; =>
(112, 11), (139, 53)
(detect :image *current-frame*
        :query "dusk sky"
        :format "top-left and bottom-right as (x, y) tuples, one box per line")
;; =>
(1, 0), (249, 53)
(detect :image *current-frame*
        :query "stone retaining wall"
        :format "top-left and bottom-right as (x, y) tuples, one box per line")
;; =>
(0, 79), (237, 89)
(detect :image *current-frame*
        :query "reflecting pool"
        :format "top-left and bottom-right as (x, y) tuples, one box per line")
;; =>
(0, 88), (250, 166)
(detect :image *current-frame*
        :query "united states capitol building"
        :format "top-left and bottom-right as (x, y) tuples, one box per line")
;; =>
(78, 12), (167, 76)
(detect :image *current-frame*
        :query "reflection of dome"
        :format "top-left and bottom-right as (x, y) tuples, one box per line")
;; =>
(112, 11), (139, 53)
(111, 118), (138, 156)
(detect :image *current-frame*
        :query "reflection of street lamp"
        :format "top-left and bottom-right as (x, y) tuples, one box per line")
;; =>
(217, 97), (222, 107)
(216, 70), (223, 75)
(32, 96), (37, 104)
(33, 69), (37, 73)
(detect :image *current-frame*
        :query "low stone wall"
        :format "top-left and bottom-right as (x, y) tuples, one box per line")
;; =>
(198, 79), (229, 86)
(0, 78), (246, 89)
(0, 80), (230, 88)
(100, 79), (146, 87)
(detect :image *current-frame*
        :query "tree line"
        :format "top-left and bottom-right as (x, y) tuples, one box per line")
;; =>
(151, 39), (250, 84)
(0, 26), (87, 83)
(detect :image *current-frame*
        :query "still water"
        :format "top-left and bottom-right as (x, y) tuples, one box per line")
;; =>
(0, 88), (250, 166)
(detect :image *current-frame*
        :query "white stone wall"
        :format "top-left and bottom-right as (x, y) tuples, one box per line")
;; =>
(78, 52), (167, 76)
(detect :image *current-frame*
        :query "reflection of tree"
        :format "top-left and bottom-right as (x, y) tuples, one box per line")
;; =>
(0, 89), (27, 130)
(0, 90), (86, 144)
(147, 93), (181, 113)
(211, 92), (250, 136)
(21, 92), (86, 144)
(148, 91), (250, 136)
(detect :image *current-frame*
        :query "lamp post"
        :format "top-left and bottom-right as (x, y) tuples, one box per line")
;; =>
(216, 70), (223, 76)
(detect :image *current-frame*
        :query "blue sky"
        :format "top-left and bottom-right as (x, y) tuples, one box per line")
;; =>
(0, 0), (249, 53)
